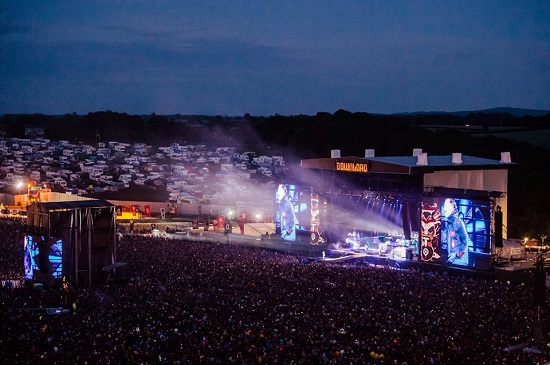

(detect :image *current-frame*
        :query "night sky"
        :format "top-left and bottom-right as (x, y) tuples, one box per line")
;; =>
(1, 1), (549, 116)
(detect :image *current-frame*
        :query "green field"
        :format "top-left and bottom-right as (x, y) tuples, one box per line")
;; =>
(473, 129), (550, 150)
(423, 125), (550, 150)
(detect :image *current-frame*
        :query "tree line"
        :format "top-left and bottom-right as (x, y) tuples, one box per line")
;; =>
(1, 110), (549, 238)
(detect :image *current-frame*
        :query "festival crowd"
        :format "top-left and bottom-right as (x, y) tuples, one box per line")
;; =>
(0, 219), (548, 364)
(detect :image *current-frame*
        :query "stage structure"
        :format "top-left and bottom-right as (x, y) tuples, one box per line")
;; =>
(289, 149), (513, 270)
(25, 200), (116, 287)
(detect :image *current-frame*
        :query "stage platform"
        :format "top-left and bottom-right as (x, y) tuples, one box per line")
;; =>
(136, 229), (541, 281)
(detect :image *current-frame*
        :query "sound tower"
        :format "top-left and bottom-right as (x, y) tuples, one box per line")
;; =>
(26, 200), (116, 287)
(494, 206), (503, 248)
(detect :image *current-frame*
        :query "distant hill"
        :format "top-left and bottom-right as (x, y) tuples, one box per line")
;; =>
(393, 107), (550, 118)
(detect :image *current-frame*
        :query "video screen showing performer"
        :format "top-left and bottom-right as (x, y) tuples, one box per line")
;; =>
(24, 235), (35, 280)
(276, 184), (299, 241)
(421, 197), (491, 267)
(23, 235), (63, 280)
(441, 198), (470, 265)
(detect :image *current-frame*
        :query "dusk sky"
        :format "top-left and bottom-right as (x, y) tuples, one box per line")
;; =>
(1, 1), (549, 116)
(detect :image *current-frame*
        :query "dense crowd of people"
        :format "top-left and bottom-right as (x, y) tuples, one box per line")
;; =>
(0, 219), (549, 364)
(0, 219), (26, 282)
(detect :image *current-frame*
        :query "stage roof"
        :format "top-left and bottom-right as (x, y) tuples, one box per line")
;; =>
(300, 154), (514, 174)
(33, 200), (114, 211)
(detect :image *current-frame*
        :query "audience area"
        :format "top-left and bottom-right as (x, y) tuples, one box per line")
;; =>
(0, 219), (548, 364)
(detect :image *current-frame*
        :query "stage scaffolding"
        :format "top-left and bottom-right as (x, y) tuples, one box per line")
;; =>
(26, 200), (116, 287)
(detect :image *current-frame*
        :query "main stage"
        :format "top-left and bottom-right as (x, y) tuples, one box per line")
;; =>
(148, 228), (538, 282)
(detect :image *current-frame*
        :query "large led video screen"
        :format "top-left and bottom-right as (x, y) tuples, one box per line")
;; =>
(24, 235), (63, 280)
(310, 193), (330, 245)
(420, 197), (491, 267)
(23, 236), (34, 280)
(275, 184), (310, 242)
